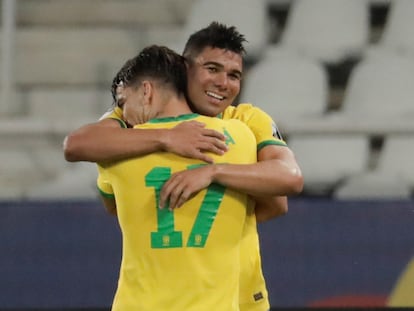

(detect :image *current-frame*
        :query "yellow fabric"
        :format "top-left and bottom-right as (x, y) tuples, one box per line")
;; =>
(224, 103), (285, 311)
(387, 258), (414, 307)
(103, 104), (277, 310)
(98, 114), (257, 311)
(223, 103), (286, 150)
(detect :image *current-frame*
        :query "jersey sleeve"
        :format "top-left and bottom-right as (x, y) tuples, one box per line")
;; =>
(99, 107), (128, 128)
(96, 165), (115, 199)
(224, 104), (287, 151)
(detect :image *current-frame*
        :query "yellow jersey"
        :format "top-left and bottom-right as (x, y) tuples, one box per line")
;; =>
(97, 113), (257, 311)
(223, 103), (286, 311)
(103, 103), (286, 311)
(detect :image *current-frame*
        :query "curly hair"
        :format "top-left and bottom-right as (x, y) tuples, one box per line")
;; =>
(111, 45), (187, 106)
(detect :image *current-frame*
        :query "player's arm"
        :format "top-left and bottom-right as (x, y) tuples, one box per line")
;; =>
(159, 144), (303, 210)
(251, 145), (293, 223)
(63, 119), (227, 164)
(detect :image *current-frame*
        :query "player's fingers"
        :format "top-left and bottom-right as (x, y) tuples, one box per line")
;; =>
(198, 140), (227, 156)
(190, 150), (214, 164)
(159, 178), (178, 209)
(201, 128), (225, 140)
(176, 190), (191, 209)
(168, 185), (186, 211)
(182, 120), (206, 129)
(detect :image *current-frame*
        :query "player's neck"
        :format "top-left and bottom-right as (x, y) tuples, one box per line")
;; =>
(157, 97), (193, 118)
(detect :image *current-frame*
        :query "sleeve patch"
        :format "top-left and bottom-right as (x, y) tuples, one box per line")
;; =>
(272, 122), (284, 140)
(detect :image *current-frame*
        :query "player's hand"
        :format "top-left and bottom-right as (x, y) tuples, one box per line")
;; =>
(163, 121), (228, 163)
(159, 165), (215, 210)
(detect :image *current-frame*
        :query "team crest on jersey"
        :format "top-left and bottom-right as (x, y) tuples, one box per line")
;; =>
(272, 122), (283, 140)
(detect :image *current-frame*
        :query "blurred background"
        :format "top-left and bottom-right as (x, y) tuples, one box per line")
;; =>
(0, 0), (413, 309)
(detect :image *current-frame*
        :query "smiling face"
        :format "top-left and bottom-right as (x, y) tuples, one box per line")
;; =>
(186, 47), (243, 117)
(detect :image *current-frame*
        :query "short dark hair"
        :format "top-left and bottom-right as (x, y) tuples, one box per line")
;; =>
(111, 45), (187, 105)
(183, 22), (247, 61)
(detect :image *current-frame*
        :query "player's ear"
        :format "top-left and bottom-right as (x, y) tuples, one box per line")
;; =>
(141, 80), (153, 105)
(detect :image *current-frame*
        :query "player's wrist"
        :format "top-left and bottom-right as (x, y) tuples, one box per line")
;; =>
(210, 163), (224, 183)
(158, 129), (171, 152)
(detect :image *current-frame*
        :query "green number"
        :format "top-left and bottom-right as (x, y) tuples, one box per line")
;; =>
(145, 167), (183, 248)
(145, 166), (225, 249)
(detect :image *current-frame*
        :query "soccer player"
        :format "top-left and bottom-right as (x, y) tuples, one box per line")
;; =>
(98, 44), (257, 311)
(64, 23), (303, 311)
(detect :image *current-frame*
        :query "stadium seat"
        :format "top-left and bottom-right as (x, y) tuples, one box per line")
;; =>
(280, 0), (369, 64)
(333, 172), (412, 200)
(240, 47), (328, 126)
(25, 162), (99, 200)
(335, 134), (414, 199)
(287, 134), (370, 195)
(376, 135), (414, 188)
(26, 88), (110, 122)
(169, 0), (270, 62)
(0, 149), (39, 199)
(14, 28), (143, 86)
(377, 0), (414, 57)
(337, 53), (414, 120)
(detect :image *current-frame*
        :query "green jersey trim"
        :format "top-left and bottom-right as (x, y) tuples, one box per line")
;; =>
(109, 117), (127, 128)
(97, 187), (115, 199)
(257, 140), (287, 151)
(147, 113), (199, 124)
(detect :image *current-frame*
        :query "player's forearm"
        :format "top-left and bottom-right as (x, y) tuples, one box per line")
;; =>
(212, 159), (303, 197)
(254, 195), (288, 223)
(64, 125), (167, 163)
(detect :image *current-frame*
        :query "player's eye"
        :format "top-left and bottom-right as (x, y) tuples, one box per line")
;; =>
(206, 66), (218, 73)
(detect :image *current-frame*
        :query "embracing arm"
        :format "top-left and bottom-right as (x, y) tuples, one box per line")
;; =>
(63, 119), (227, 163)
(208, 145), (303, 197)
(251, 145), (297, 223)
(159, 144), (303, 211)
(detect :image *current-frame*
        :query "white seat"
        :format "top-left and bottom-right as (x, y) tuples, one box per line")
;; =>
(170, 0), (270, 62)
(280, 0), (369, 63)
(376, 135), (414, 187)
(0, 149), (41, 199)
(240, 48), (328, 125)
(339, 53), (414, 120)
(17, 0), (192, 27)
(377, 0), (414, 57)
(267, 0), (292, 8)
(335, 134), (414, 199)
(26, 88), (110, 122)
(334, 172), (412, 200)
(287, 134), (370, 195)
(14, 28), (143, 86)
(25, 162), (99, 200)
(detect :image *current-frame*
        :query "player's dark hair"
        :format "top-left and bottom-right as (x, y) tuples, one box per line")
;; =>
(111, 45), (187, 106)
(183, 22), (247, 61)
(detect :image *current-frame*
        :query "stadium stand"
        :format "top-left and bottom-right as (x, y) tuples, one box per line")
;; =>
(376, 0), (414, 57)
(167, 0), (270, 63)
(334, 134), (414, 200)
(2, 1), (414, 310)
(0, 0), (413, 199)
(240, 47), (329, 127)
(340, 52), (414, 118)
(279, 0), (370, 64)
(286, 134), (370, 196)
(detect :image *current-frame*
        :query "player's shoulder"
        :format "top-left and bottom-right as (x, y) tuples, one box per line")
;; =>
(99, 106), (123, 120)
(223, 103), (270, 121)
(99, 106), (127, 127)
(198, 114), (249, 128)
